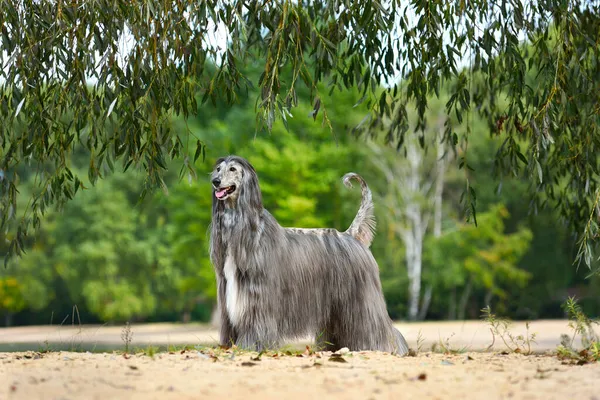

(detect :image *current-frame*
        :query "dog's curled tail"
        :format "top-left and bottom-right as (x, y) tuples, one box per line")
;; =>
(343, 173), (376, 247)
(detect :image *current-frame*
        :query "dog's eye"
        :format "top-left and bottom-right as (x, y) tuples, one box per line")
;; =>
(229, 167), (236, 172)
(216, 167), (220, 172)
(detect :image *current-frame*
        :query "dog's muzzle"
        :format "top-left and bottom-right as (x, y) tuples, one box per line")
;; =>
(215, 185), (236, 199)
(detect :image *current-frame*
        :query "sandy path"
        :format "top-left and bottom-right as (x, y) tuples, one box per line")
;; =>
(1, 320), (598, 399)
(0, 320), (578, 352)
(1, 349), (598, 400)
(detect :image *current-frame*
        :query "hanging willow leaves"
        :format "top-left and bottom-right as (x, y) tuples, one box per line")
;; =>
(1, 0), (600, 270)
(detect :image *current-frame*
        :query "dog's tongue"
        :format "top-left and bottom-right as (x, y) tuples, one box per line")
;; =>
(215, 188), (228, 199)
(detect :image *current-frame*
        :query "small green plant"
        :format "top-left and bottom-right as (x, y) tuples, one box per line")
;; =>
(314, 330), (334, 352)
(121, 322), (133, 354)
(481, 306), (537, 354)
(563, 297), (599, 349)
(143, 345), (159, 358)
(408, 329), (426, 356)
(134, 345), (160, 358)
(556, 297), (599, 364)
(275, 344), (304, 356)
(433, 332), (469, 354)
(40, 312), (54, 353)
(69, 305), (84, 352)
(167, 344), (194, 353)
(38, 339), (52, 354)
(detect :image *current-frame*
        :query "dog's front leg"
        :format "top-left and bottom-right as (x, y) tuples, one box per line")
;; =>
(235, 313), (279, 352)
(216, 274), (237, 347)
(235, 329), (278, 352)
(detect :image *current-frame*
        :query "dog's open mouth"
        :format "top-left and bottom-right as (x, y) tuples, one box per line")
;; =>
(215, 185), (236, 199)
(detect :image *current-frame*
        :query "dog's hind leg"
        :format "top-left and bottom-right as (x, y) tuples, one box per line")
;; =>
(367, 318), (409, 355)
(392, 327), (410, 355)
(333, 291), (409, 355)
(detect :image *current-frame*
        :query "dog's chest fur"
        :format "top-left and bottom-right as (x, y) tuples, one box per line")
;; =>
(223, 249), (244, 326)
(221, 209), (246, 326)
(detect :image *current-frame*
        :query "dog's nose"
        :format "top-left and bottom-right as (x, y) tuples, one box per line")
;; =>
(212, 178), (221, 187)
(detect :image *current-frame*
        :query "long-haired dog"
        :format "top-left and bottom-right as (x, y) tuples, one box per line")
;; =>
(209, 155), (409, 355)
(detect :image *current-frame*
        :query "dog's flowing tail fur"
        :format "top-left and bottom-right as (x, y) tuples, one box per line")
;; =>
(343, 173), (376, 247)
(343, 172), (409, 355)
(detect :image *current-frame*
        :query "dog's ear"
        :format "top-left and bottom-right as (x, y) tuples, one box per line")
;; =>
(238, 159), (263, 212)
(214, 156), (226, 168)
(210, 185), (225, 271)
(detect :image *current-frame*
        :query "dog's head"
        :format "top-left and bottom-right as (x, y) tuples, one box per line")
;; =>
(211, 155), (262, 211)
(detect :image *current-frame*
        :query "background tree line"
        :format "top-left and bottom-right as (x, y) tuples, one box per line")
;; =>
(1, 62), (598, 327)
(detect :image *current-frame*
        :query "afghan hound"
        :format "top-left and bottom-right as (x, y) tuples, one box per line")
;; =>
(209, 155), (409, 355)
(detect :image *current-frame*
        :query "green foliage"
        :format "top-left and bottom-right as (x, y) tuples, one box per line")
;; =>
(160, 176), (217, 318)
(0, 276), (25, 315)
(1, 23), (599, 325)
(245, 132), (353, 229)
(425, 205), (532, 309)
(2, 167), (192, 323)
(0, 67), (370, 325)
(1, 1), (600, 271)
(0, 246), (54, 318)
(50, 177), (160, 321)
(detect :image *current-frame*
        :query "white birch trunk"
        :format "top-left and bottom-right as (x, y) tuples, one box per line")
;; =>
(419, 120), (448, 320)
(369, 120), (447, 321)
(401, 138), (427, 321)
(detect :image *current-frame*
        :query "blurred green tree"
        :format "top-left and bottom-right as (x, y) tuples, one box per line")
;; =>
(1, 225), (55, 326)
(49, 176), (162, 321)
(0, 277), (25, 325)
(159, 177), (216, 323)
(424, 205), (533, 319)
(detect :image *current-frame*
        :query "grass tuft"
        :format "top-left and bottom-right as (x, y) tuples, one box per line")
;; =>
(121, 322), (133, 354)
(556, 297), (599, 364)
(481, 305), (536, 355)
